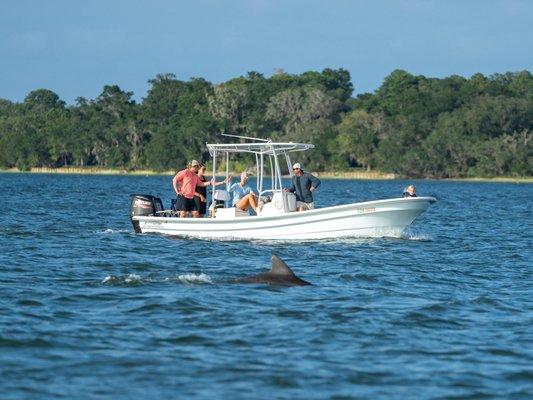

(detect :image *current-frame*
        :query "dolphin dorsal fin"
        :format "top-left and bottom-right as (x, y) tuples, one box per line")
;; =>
(270, 254), (296, 276)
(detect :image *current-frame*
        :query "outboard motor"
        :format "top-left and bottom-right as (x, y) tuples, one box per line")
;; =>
(130, 194), (164, 233)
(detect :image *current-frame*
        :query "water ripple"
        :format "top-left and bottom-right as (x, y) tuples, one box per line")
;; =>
(0, 174), (532, 399)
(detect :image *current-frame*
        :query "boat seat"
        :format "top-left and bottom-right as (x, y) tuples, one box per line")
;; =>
(214, 190), (230, 201)
(215, 207), (249, 219)
(153, 197), (164, 213)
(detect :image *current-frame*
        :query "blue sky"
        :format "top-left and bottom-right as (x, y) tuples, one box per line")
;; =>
(1, 0), (532, 104)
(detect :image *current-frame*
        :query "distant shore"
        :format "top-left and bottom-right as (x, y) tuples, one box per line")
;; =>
(0, 167), (531, 183)
(0, 167), (174, 176)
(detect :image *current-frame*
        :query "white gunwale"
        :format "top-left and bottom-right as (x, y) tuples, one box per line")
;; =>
(130, 136), (436, 240)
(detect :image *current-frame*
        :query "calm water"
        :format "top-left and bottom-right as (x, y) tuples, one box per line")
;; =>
(0, 173), (531, 399)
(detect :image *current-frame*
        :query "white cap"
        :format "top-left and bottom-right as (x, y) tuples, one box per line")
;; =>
(292, 163), (301, 169)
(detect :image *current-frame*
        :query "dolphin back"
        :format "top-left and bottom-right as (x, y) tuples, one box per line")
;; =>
(270, 254), (297, 276)
(237, 254), (312, 286)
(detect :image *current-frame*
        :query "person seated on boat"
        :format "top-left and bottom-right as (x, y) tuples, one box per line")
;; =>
(403, 184), (417, 197)
(173, 160), (227, 218)
(285, 163), (321, 211)
(229, 171), (258, 214)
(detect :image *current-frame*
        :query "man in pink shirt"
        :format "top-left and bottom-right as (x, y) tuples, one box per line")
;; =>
(172, 160), (225, 218)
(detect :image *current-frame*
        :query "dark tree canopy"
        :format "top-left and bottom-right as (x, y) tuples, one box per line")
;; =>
(0, 68), (531, 177)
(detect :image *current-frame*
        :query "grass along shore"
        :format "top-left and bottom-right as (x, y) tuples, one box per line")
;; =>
(1, 167), (174, 176)
(0, 166), (531, 183)
(0, 166), (396, 179)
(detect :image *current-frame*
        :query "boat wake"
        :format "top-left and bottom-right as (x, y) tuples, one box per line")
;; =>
(252, 230), (432, 245)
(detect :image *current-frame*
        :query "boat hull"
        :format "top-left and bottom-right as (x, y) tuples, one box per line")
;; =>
(131, 197), (436, 241)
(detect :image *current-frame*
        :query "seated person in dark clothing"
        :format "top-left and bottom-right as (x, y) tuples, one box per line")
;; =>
(403, 184), (417, 197)
(285, 163), (321, 211)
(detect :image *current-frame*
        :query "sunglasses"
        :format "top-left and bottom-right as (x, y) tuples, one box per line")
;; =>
(293, 168), (300, 170)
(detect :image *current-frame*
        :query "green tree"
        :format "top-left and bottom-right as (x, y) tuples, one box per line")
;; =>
(266, 86), (340, 138)
(335, 109), (383, 170)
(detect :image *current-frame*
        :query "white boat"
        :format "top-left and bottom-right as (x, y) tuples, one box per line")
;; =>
(130, 137), (436, 240)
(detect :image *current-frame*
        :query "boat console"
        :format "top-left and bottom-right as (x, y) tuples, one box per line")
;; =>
(257, 191), (296, 216)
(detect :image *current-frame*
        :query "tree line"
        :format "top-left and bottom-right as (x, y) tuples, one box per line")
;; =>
(0, 68), (531, 178)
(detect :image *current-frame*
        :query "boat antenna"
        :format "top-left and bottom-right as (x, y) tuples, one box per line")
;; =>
(221, 133), (270, 142)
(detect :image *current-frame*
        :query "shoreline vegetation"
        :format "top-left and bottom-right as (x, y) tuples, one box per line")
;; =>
(1, 68), (531, 178)
(1, 167), (531, 183)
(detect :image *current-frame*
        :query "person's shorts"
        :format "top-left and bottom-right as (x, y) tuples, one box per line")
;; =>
(177, 195), (198, 212)
(194, 196), (207, 215)
(296, 201), (314, 210)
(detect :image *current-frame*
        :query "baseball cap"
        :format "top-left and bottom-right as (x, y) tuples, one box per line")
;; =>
(292, 163), (301, 169)
(190, 160), (200, 167)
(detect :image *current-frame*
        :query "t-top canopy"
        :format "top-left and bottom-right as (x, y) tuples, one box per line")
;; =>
(206, 142), (314, 156)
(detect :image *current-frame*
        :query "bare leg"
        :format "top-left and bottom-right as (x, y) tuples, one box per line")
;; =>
(248, 194), (258, 212)
(179, 211), (187, 218)
(236, 196), (250, 211)
(236, 194), (257, 213)
(192, 211), (200, 218)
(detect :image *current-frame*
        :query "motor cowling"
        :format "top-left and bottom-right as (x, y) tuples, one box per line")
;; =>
(130, 194), (163, 233)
